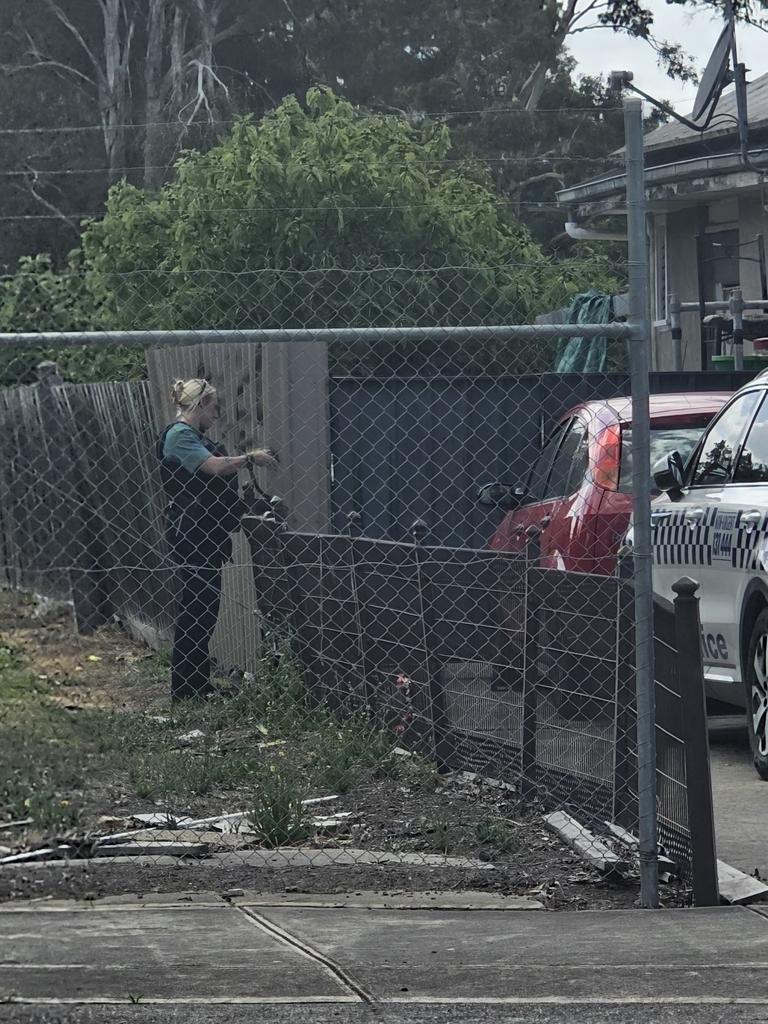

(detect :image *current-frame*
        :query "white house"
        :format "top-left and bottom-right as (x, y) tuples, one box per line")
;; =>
(557, 74), (768, 370)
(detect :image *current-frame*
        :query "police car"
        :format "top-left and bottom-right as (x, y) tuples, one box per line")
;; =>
(649, 370), (768, 779)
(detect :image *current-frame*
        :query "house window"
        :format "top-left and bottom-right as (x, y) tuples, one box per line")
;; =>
(654, 216), (668, 324)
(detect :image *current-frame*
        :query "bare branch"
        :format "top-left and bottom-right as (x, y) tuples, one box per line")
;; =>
(568, 0), (608, 30)
(43, 0), (105, 86)
(0, 56), (96, 92)
(177, 58), (230, 127)
(510, 171), (566, 193)
(12, 174), (80, 237)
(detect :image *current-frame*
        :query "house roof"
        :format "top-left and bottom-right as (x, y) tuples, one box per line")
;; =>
(556, 72), (768, 211)
(642, 71), (768, 154)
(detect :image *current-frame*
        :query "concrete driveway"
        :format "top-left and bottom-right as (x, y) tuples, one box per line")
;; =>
(709, 720), (768, 879)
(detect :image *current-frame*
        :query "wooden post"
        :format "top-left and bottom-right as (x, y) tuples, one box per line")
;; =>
(672, 577), (720, 907)
(613, 551), (637, 829)
(261, 340), (331, 533)
(521, 527), (541, 800)
(412, 519), (454, 773)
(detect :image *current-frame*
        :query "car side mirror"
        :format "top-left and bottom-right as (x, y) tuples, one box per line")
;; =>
(652, 451), (685, 495)
(477, 482), (524, 510)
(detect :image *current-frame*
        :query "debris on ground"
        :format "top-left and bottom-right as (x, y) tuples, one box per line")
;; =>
(0, 589), (689, 910)
(176, 729), (206, 746)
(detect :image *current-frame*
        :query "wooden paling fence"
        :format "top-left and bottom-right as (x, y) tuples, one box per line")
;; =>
(0, 376), (174, 642)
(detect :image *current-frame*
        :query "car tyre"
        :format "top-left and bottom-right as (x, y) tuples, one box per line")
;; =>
(745, 609), (768, 781)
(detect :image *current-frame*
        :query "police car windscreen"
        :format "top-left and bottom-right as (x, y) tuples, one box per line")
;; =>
(618, 426), (707, 493)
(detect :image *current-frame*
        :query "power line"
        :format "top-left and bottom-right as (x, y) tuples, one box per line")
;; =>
(0, 153), (624, 178)
(0, 105), (625, 138)
(0, 196), (591, 222)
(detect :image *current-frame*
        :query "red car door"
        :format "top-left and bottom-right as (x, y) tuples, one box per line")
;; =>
(490, 420), (571, 554)
(491, 417), (595, 569)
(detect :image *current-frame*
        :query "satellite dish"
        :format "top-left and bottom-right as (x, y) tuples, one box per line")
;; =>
(691, 20), (734, 123)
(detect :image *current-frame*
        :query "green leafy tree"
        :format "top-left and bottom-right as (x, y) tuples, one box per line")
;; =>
(78, 89), (616, 372)
(0, 253), (145, 384)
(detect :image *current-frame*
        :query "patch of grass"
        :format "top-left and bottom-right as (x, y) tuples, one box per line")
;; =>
(475, 817), (521, 854)
(247, 765), (310, 848)
(129, 749), (259, 800)
(0, 645), (23, 672)
(171, 646), (311, 738)
(137, 649), (171, 685)
(312, 712), (399, 794)
(0, 700), (86, 828)
(428, 822), (453, 855)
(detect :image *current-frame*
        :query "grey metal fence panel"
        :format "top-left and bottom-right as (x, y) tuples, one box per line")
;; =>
(330, 370), (753, 547)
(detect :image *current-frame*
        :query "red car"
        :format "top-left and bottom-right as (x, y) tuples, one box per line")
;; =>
(482, 393), (731, 574)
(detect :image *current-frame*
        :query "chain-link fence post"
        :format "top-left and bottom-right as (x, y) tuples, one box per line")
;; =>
(625, 95), (659, 909)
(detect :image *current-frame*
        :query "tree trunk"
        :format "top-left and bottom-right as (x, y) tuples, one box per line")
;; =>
(144, 0), (168, 189)
(99, 0), (134, 181)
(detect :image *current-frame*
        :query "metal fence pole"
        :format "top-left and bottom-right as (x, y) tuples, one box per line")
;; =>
(625, 95), (659, 909)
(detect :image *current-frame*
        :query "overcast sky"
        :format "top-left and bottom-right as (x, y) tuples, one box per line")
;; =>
(566, 0), (765, 112)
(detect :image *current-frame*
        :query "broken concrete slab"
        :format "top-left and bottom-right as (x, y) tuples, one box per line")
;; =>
(233, 891), (544, 911)
(0, 847), (495, 873)
(92, 841), (210, 858)
(112, 829), (254, 849)
(543, 811), (628, 876)
(718, 859), (768, 905)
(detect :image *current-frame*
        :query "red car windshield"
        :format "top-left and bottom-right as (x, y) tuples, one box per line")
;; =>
(618, 423), (710, 493)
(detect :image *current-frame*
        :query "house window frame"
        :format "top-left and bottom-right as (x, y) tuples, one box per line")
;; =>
(653, 214), (668, 327)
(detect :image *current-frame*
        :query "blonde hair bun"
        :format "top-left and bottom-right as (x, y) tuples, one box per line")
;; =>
(171, 378), (216, 410)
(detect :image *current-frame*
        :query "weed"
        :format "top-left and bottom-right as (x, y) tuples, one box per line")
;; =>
(129, 749), (259, 799)
(429, 822), (453, 855)
(312, 712), (398, 794)
(137, 649), (171, 684)
(258, 646), (313, 736)
(0, 645), (22, 672)
(475, 817), (521, 854)
(247, 765), (309, 848)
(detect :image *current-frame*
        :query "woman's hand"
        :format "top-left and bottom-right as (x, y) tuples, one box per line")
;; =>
(246, 448), (279, 468)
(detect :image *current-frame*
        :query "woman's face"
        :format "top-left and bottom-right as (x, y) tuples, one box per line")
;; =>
(198, 392), (220, 431)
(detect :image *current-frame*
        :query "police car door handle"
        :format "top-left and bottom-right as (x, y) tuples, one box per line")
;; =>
(741, 510), (762, 532)
(684, 507), (705, 528)
(650, 510), (672, 526)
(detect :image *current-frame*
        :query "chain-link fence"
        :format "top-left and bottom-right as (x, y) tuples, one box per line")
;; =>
(0, 275), (719, 906)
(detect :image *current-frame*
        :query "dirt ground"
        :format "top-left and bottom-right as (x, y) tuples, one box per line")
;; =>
(0, 589), (685, 910)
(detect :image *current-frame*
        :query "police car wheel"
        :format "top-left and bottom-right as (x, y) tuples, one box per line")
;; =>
(745, 610), (768, 781)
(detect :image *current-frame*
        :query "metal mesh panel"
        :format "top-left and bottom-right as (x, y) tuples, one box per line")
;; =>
(0, 279), (716, 908)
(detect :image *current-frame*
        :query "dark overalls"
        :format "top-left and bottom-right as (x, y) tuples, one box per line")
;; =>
(157, 425), (244, 700)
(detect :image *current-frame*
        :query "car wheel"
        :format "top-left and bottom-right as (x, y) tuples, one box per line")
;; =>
(745, 609), (768, 781)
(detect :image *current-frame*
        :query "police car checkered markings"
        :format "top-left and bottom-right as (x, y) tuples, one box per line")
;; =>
(652, 507), (712, 568)
(652, 506), (768, 571)
(732, 509), (768, 570)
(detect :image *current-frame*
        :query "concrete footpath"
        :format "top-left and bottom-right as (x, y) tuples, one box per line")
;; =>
(1, 891), (768, 1024)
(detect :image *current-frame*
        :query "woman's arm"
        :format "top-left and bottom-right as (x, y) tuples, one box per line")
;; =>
(199, 449), (278, 477)
(199, 455), (249, 477)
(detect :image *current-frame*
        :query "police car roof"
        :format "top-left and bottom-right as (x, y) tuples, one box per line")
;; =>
(572, 392), (732, 426)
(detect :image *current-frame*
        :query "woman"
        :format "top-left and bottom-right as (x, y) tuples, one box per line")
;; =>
(157, 378), (276, 701)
